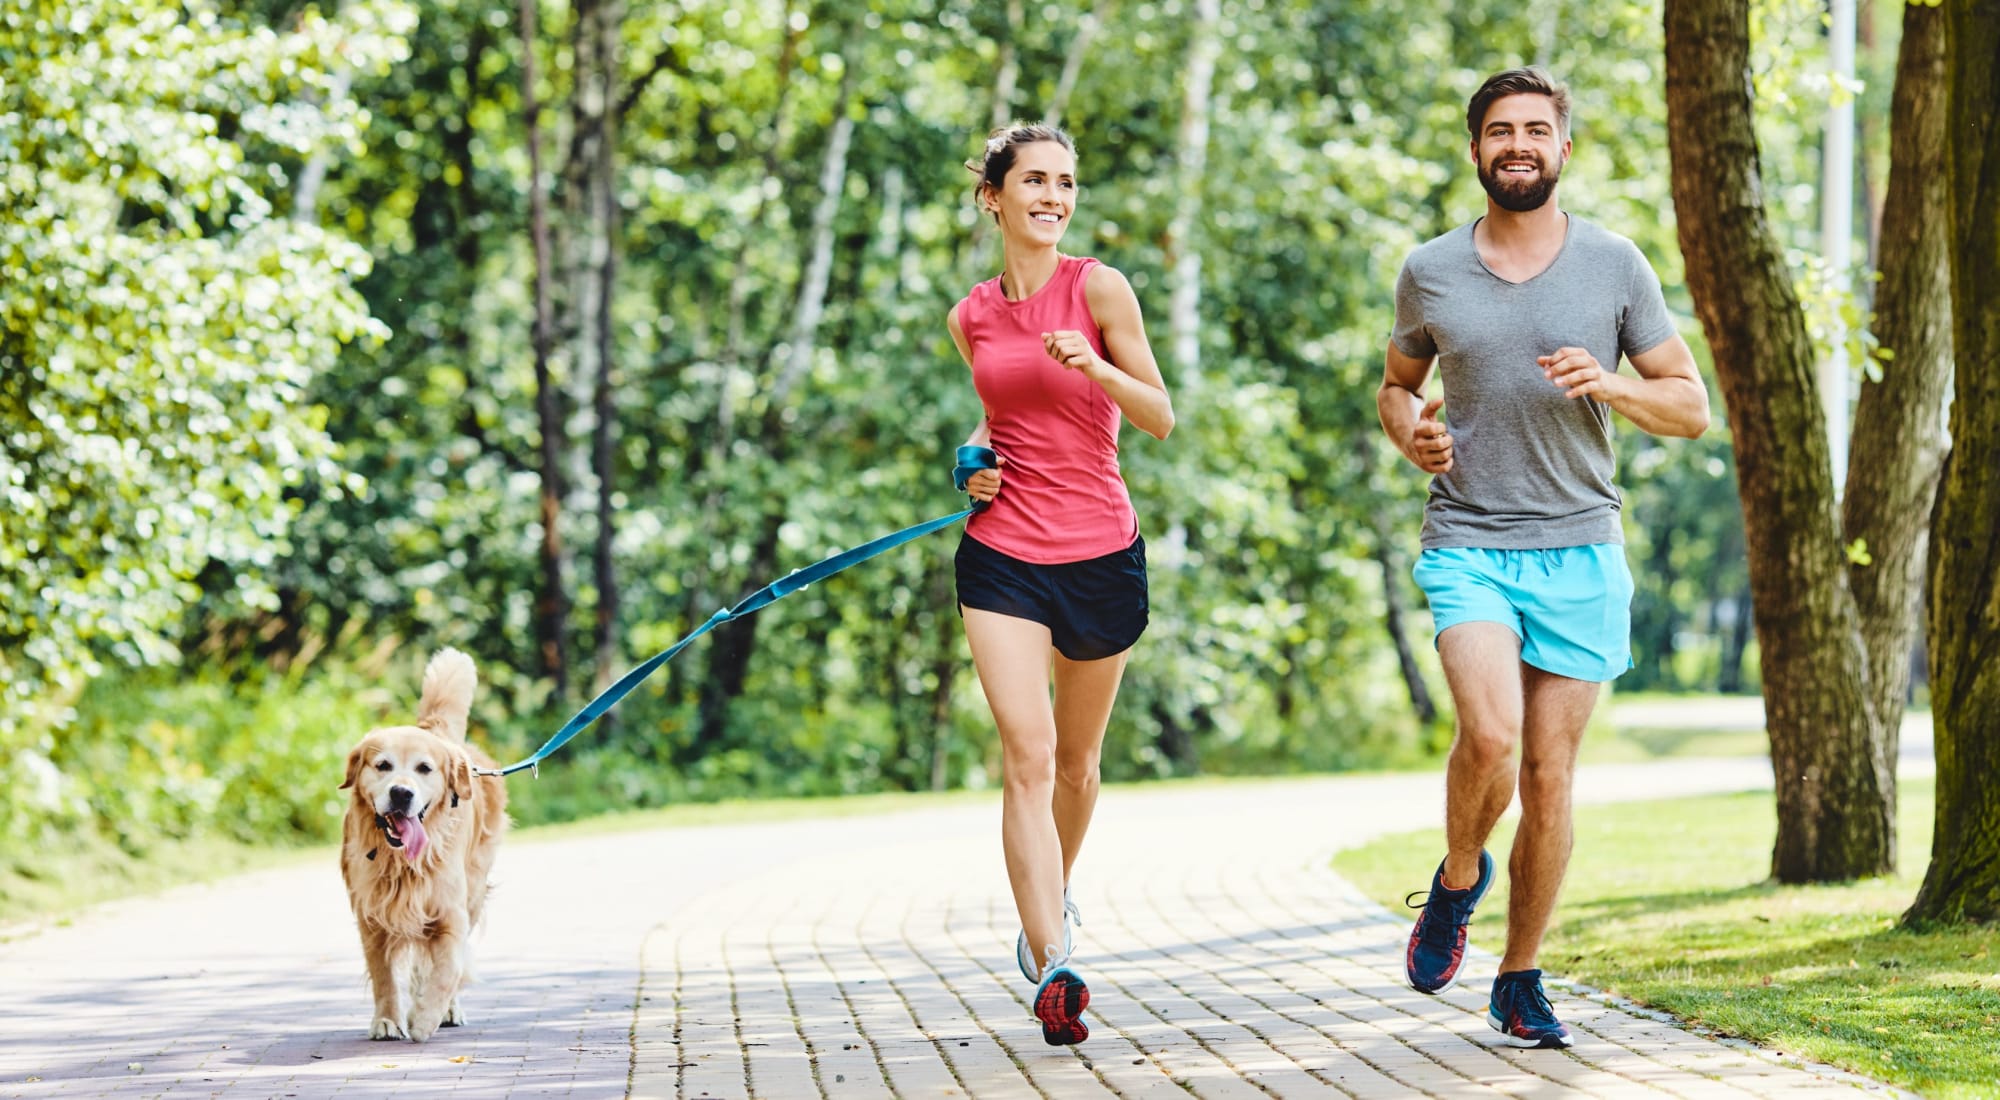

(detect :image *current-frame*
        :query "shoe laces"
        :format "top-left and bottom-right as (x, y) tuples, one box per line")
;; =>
(1039, 943), (1074, 985)
(1499, 974), (1561, 1030)
(1063, 886), (1083, 929)
(1405, 888), (1477, 943)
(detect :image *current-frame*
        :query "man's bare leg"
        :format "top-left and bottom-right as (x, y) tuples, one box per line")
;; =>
(1437, 623), (1526, 889)
(1499, 666), (1600, 972)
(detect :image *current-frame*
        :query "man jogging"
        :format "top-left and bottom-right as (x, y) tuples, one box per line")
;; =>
(1378, 67), (1709, 1048)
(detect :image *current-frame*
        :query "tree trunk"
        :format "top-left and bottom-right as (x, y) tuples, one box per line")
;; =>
(987, 0), (1022, 130)
(1906, 0), (2000, 926)
(1376, 535), (1437, 726)
(768, 63), (856, 410)
(565, 0), (623, 698)
(1856, 0), (1883, 265)
(586, 0), (622, 696)
(1360, 457), (1437, 725)
(1840, 0), (1953, 862)
(1154, 0), (1219, 768)
(692, 515), (781, 759)
(1644, 523), (1681, 686)
(1153, 700), (1199, 774)
(691, 62), (857, 755)
(1043, 6), (1103, 129)
(1664, 0), (1889, 882)
(1164, 0), (1218, 387)
(1720, 585), (1752, 694)
(962, 1), (1023, 270)
(686, 7), (799, 640)
(520, 0), (569, 697)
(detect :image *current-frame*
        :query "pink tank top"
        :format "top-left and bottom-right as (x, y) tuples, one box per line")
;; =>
(956, 255), (1138, 564)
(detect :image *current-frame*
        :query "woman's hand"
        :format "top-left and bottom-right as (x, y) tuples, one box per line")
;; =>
(965, 454), (1006, 503)
(1043, 329), (1106, 380)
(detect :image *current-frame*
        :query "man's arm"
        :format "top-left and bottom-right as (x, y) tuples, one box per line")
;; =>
(1540, 335), (1710, 439)
(1379, 341), (1454, 474)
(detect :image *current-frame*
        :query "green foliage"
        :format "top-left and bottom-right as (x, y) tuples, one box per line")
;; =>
(0, 0), (411, 833)
(16, 0), (1890, 855)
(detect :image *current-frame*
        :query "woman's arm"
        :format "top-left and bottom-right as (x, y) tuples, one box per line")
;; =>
(1043, 265), (1174, 440)
(947, 304), (1003, 501)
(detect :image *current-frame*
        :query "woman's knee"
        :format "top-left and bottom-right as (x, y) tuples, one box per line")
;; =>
(1052, 746), (1100, 791)
(1003, 743), (1057, 792)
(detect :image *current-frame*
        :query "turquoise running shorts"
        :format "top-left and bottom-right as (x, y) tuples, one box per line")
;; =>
(1412, 544), (1634, 683)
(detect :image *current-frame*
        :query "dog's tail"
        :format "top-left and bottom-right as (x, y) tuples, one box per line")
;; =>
(417, 647), (477, 743)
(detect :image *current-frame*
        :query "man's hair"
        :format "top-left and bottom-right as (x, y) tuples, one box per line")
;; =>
(1466, 67), (1571, 141)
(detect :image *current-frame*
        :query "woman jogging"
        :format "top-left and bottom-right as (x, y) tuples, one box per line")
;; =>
(945, 123), (1175, 1047)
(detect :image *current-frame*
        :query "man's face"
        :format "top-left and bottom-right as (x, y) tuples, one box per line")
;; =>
(1472, 93), (1570, 213)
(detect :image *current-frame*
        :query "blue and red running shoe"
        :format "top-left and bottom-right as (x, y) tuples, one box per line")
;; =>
(1403, 848), (1494, 994)
(1032, 949), (1090, 1046)
(1487, 968), (1573, 1048)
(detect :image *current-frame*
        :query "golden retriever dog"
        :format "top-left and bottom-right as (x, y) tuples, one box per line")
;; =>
(340, 647), (508, 1041)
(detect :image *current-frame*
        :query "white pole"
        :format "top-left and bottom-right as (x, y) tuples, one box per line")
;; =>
(1821, 0), (1856, 494)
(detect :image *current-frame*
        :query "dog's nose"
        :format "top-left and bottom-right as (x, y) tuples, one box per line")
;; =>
(388, 785), (415, 812)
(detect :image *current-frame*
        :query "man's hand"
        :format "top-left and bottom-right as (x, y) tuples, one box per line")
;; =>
(1408, 396), (1454, 474)
(1540, 346), (1625, 402)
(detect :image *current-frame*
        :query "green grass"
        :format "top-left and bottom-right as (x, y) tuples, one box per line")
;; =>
(1579, 723), (1771, 763)
(1333, 777), (2000, 1100)
(0, 832), (319, 940)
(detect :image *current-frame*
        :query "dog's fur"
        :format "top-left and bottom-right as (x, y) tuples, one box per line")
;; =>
(339, 647), (508, 1041)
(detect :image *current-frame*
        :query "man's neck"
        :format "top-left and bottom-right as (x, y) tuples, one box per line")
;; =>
(1477, 199), (1566, 254)
(1473, 200), (1567, 283)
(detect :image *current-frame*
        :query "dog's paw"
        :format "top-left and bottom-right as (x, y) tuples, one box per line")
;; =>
(442, 998), (465, 1027)
(369, 1017), (407, 1040)
(407, 1009), (443, 1043)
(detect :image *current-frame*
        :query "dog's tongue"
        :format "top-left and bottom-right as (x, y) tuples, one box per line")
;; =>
(390, 812), (428, 860)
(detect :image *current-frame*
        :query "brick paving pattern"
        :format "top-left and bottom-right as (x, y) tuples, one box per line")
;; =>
(2, 759), (1915, 1099)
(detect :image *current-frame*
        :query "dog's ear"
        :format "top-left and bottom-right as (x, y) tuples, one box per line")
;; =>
(450, 753), (473, 808)
(341, 745), (364, 790)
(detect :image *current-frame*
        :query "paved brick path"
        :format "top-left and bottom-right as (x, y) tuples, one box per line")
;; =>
(1, 759), (1913, 1099)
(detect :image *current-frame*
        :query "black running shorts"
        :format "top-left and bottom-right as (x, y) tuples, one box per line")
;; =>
(954, 532), (1149, 662)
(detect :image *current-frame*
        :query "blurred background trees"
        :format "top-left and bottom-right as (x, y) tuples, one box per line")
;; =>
(2, 0), (1925, 855)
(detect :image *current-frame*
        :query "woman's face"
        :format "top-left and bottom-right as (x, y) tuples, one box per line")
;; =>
(983, 141), (1077, 247)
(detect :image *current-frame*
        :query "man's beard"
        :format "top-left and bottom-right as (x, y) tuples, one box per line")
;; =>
(1479, 152), (1561, 212)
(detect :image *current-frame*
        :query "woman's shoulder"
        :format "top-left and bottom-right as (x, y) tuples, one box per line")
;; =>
(1077, 258), (1137, 316)
(955, 275), (1003, 321)
(1063, 253), (1107, 279)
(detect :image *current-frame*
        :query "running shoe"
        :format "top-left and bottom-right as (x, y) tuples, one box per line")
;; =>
(1403, 848), (1494, 994)
(1487, 968), (1573, 1048)
(1032, 946), (1090, 1046)
(1015, 885), (1082, 983)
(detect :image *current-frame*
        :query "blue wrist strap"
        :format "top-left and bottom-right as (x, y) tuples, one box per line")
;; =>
(953, 444), (996, 494)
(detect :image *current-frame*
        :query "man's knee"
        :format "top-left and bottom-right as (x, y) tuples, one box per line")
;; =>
(1517, 754), (1575, 811)
(1452, 717), (1518, 770)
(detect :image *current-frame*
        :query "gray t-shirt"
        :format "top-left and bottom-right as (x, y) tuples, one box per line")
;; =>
(1392, 214), (1677, 549)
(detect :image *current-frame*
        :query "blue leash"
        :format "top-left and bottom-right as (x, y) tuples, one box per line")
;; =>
(477, 446), (997, 777)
